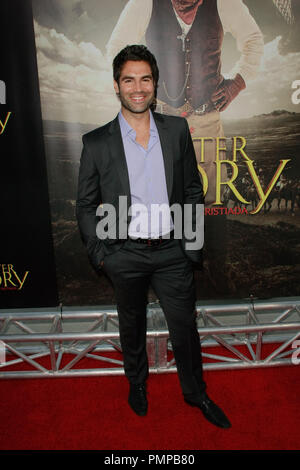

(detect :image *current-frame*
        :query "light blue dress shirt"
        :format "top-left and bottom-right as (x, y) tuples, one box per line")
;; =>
(118, 111), (173, 238)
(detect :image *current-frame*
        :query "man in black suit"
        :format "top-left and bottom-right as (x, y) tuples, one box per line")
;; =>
(76, 45), (230, 428)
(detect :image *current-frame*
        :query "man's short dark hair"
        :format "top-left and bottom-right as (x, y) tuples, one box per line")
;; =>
(113, 44), (159, 88)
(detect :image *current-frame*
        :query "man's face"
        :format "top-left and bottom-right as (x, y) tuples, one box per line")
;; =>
(114, 60), (155, 115)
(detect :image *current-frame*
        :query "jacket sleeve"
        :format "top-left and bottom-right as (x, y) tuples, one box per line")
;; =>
(183, 118), (204, 209)
(181, 119), (205, 255)
(76, 136), (104, 270)
(105, 0), (153, 65)
(218, 0), (264, 83)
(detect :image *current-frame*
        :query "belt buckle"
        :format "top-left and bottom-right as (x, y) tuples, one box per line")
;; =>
(195, 104), (208, 115)
(147, 238), (161, 247)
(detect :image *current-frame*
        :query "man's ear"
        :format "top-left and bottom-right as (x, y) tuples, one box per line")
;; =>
(113, 80), (120, 94)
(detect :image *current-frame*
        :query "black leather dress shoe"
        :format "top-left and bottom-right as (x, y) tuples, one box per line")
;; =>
(128, 383), (148, 416)
(184, 394), (231, 429)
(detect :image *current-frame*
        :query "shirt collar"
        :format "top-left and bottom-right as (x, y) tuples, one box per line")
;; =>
(118, 110), (158, 140)
(118, 110), (134, 138)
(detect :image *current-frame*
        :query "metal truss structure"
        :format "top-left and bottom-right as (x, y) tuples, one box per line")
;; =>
(0, 297), (300, 379)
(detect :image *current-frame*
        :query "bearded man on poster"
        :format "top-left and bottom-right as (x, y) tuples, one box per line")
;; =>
(106, 0), (264, 294)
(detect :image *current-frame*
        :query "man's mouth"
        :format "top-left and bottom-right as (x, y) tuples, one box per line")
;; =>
(130, 95), (147, 103)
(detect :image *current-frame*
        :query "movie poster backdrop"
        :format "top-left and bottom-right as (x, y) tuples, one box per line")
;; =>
(30, 0), (300, 306)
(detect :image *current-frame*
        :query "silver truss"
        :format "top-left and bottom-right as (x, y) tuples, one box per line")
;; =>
(0, 297), (299, 379)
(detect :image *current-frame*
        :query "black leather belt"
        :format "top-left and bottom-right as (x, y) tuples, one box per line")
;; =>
(129, 231), (174, 247)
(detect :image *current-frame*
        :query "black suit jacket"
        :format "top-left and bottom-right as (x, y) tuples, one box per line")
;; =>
(76, 112), (204, 270)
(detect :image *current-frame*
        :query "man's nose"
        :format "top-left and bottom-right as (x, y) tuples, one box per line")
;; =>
(132, 80), (144, 92)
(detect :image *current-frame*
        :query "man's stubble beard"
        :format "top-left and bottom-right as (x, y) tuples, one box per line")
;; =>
(117, 91), (155, 115)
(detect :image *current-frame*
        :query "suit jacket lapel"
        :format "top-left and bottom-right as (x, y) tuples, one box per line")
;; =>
(107, 116), (132, 207)
(153, 113), (174, 201)
(107, 113), (174, 204)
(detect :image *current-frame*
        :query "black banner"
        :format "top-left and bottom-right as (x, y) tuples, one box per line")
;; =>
(0, 0), (58, 308)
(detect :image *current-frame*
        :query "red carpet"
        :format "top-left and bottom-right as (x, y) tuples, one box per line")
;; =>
(0, 360), (299, 450)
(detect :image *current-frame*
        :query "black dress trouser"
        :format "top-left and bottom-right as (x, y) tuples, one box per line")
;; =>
(103, 237), (206, 400)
